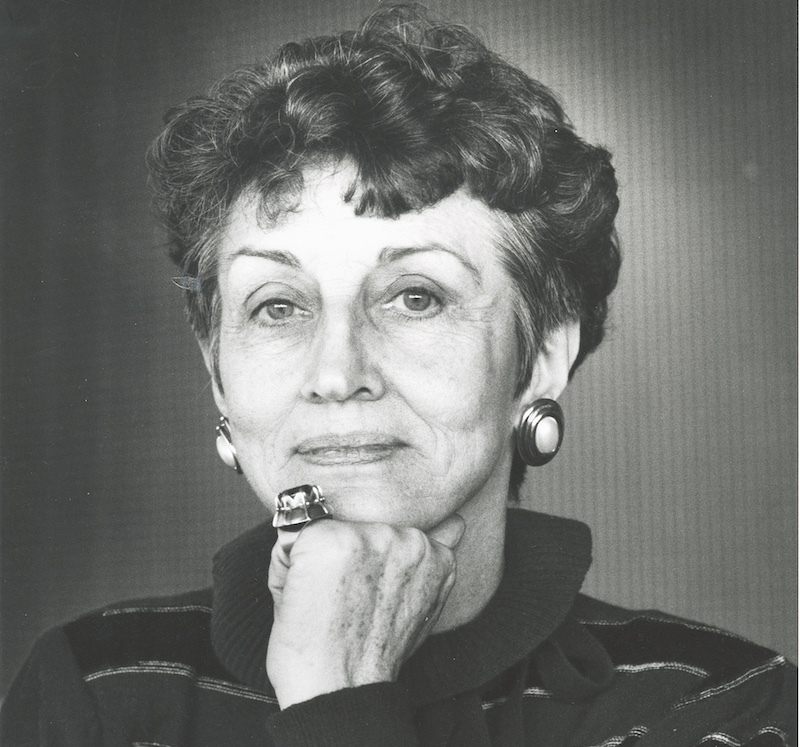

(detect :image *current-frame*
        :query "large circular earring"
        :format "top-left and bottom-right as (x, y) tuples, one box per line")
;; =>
(215, 416), (242, 474)
(516, 399), (565, 466)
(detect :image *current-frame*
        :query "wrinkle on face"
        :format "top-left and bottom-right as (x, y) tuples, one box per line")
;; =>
(211, 164), (524, 529)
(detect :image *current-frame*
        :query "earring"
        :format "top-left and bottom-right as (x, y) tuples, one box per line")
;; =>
(516, 399), (565, 466)
(215, 416), (242, 474)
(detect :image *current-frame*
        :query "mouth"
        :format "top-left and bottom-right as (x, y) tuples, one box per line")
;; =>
(295, 433), (405, 466)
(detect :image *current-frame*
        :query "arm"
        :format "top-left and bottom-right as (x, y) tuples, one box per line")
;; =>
(1, 629), (102, 747)
(650, 657), (798, 747)
(264, 516), (465, 744)
(266, 683), (417, 746)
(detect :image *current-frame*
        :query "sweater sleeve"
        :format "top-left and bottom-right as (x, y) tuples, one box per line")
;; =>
(642, 656), (798, 747)
(265, 682), (418, 746)
(1, 628), (102, 747)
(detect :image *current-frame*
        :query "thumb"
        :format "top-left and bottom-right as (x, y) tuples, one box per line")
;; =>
(426, 513), (466, 549)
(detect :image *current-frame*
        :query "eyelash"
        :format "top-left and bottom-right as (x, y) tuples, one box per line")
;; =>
(253, 299), (310, 325)
(250, 283), (445, 326)
(385, 286), (443, 317)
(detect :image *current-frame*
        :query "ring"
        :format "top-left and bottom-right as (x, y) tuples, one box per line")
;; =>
(273, 484), (332, 553)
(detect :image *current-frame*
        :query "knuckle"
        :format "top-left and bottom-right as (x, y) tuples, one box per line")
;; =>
(298, 519), (359, 558)
(439, 548), (457, 577)
(332, 522), (367, 556)
(402, 527), (429, 564)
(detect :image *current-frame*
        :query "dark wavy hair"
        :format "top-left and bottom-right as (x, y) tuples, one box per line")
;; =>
(148, 3), (621, 496)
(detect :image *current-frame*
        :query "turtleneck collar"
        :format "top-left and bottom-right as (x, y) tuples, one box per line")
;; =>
(211, 508), (593, 703)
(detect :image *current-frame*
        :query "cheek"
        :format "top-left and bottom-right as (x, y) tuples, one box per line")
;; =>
(379, 321), (519, 435)
(216, 304), (520, 450)
(215, 328), (304, 436)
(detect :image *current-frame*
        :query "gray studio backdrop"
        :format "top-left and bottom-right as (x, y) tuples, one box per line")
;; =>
(2, 0), (796, 697)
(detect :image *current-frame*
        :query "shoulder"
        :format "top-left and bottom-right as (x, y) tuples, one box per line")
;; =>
(572, 593), (792, 681)
(58, 587), (231, 682)
(2, 590), (280, 746)
(568, 594), (796, 745)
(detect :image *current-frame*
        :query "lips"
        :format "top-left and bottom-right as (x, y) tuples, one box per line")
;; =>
(295, 433), (405, 466)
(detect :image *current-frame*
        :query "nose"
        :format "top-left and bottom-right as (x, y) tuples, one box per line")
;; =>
(300, 309), (385, 403)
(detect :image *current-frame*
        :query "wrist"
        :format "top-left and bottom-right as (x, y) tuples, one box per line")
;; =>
(270, 656), (396, 709)
(267, 683), (417, 745)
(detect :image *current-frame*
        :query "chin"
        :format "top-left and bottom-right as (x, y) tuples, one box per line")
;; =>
(257, 467), (442, 529)
(313, 475), (429, 527)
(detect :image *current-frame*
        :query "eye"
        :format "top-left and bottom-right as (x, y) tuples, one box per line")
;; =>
(256, 299), (300, 322)
(387, 286), (442, 316)
(401, 289), (433, 311)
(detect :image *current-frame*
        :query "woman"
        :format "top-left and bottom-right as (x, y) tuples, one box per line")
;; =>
(2, 5), (795, 745)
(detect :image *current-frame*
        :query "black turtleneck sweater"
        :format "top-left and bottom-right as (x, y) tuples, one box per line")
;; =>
(2, 510), (795, 746)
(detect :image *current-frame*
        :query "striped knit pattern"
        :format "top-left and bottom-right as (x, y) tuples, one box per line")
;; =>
(2, 511), (795, 746)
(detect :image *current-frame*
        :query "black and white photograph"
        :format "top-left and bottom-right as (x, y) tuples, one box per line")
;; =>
(1, 1), (796, 744)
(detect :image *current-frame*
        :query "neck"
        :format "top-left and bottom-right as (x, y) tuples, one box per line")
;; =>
(432, 492), (507, 633)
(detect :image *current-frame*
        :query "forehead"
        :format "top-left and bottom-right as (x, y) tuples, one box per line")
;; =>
(218, 165), (508, 270)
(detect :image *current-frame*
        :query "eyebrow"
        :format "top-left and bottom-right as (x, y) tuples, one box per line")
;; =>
(225, 247), (301, 269)
(226, 244), (482, 284)
(378, 245), (482, 284)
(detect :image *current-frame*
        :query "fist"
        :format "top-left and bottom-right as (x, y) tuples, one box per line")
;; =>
(267, 515), (465, 708)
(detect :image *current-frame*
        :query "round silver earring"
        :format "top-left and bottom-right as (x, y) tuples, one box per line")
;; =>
(215, 416), (242, 474)
(516, 399), (565, 466)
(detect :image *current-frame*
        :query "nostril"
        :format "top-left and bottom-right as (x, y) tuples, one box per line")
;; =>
(300, 315), (386, 403)
(303, 368), (384, 404)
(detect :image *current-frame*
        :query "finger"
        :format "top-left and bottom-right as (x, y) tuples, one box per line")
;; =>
(426, 513), (466, 549)
(411, 563), (457, 654)
(271, 534), (292, 569)
(277, 527), (308, 556)
(268, 540), (291, 598)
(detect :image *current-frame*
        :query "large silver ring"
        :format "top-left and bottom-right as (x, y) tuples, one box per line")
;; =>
(273, 484), (332, 553)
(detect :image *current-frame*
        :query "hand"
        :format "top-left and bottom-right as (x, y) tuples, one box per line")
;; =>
(266, 514), (466, 709)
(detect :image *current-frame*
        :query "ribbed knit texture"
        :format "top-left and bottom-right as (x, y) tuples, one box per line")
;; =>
(267, 683), (417, 746)
(3, 509), (795, 745)
(211, 509), (593, 701)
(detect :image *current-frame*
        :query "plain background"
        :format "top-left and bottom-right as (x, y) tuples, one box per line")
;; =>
(1, 0), (796, 698)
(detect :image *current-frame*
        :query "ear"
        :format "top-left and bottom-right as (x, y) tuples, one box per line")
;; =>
(518, 320), (581, 405)
(198, 338), (227, 415)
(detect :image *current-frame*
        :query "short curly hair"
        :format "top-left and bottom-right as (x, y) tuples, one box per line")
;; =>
(148, 3), (621, 496)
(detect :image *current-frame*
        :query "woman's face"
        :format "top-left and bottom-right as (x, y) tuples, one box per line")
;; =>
(210, 165), (527, 530)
